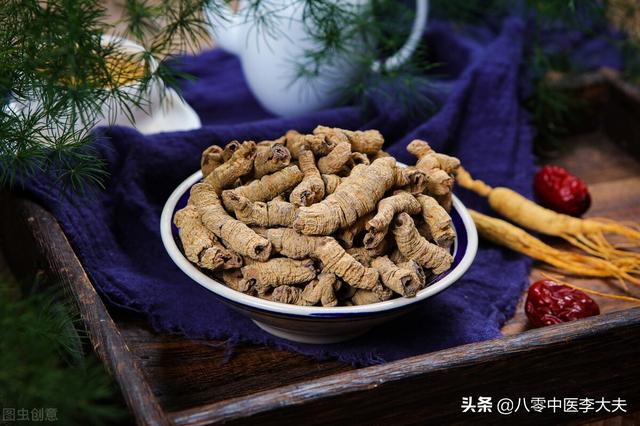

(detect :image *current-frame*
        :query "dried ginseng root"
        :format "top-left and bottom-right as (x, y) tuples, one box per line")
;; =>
(346, 247), (374, 268)
(301, 272), (341, 307)
(242, 258), (317, 294)
(253, 143), (291, 178)
(222, 140), (241, 161)
(285, 130), (335, 159)
(408, 139), (460, 175)
(415, 194), (455, 249)
(262, 228), (383, 294)
(201, 145), (224, 177)
(393, 166), (427, 194)
(257, 227), (320, 259)
(351, 287), (393, 305)
(398, 260), (428, 288)
(317, 141), (352, 175)
(541, 273), (640, 305)
(290, 149), (325, 206)
(173, 205), (242, 270)
(369, 150), (391, 161)
(313, 237), (382, 293)
(205, 141), (256, 194)
(322, 174), (341, 195)
(224, 193), (297, 227)
(314, 126), (385, 154)
(223, 165), (303, 205)
(190, 183), (272, 261)
(407, 139), (459, 212)
(348, 242), (392, 264)
(294, 157), (396, 235)
(393, 213), (453, 274)
(222, 269), (253, 294)
(458, 167), (640, 268)
(433, 193), (453, 213)
(348, 152), (370, 167)
(364, 192), (421, 249)
(470, 209), (640, 287)
(175, 126), (460, 307)
(408, 139), (459, 196)
(371, 256), (422, 297)
(336, 212), (374, 248)
(271, 285), (307, 305)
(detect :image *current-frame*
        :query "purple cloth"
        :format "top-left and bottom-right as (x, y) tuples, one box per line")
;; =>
(21, 17), (535, 365)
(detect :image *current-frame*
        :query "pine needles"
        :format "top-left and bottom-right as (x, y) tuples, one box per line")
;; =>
(3, 0), (640, 193)
(0, 277), (125, 425)
(0, 0), (223, 193)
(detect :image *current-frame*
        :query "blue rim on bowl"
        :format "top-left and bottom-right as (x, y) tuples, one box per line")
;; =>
(160, 169), (478, 319)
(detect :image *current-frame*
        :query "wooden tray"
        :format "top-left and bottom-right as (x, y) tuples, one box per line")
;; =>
(1, 71), (640, 425)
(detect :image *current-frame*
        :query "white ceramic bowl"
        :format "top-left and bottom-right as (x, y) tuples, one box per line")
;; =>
(161, 170), (478, 344)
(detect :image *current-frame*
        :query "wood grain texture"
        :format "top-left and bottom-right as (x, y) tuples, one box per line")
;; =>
(113, 311), (351, 411)
(168, 307), (640, 425)
(0, 194), (170, 426)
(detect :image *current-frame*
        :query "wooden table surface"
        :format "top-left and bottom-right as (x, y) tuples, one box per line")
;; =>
(2, 4), (638, 421)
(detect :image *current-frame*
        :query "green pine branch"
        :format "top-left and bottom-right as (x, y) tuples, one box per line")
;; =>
(0, 276), (125, 425)
(3, 0), (640, 192)
(0, 0), (225, 192)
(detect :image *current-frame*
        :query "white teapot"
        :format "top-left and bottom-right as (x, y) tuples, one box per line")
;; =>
(205, 0), (428, 117)
(5, 35), (201, 138)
